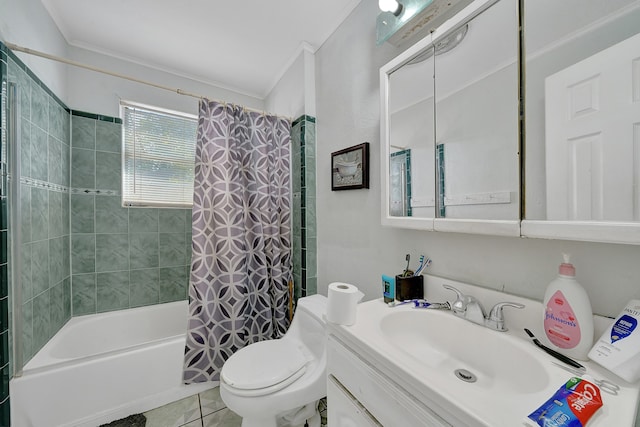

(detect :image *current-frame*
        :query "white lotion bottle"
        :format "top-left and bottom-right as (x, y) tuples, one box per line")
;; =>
(542, 254), (594, 360)
(588, 300), (640, 383)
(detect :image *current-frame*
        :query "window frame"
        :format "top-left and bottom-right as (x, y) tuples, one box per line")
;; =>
(120, 100), (198, 208)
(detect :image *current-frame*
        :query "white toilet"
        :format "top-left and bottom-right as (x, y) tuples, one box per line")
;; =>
(220, 294), (328, 427)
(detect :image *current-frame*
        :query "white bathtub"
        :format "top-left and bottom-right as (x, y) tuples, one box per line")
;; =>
(10, 301), (216, 427)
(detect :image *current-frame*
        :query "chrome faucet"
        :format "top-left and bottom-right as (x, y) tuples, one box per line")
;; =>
(443, 284), (486, 325)
(443, 284), (524, 332)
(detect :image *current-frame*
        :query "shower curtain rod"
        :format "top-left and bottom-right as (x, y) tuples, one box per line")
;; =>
(4, 42), (293, 121)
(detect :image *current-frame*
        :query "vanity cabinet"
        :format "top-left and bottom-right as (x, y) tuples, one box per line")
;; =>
(327, 336), (451, 427)
(327, 377), (380, 427)
(327, 277), (640, 426)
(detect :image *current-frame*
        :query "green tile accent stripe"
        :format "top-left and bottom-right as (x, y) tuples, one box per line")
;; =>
(0, 396), (9, 426)
(437, 144), (446, 217)
(0, 42), (69, 113)
(291, 114), (316, 127)
(19, 177), (68, 193)
(71, 110), (122, 124)
(70, 188), (120, 196)
(291, 115), (316, 300)
(390, 150), (412, 217)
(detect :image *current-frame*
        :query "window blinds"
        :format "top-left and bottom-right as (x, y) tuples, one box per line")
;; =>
(122, 102), (197, 207)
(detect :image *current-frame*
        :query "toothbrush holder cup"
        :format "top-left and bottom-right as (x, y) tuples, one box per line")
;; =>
(395, 275), (424, 301)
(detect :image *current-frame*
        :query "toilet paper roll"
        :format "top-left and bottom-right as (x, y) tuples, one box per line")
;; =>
(327, 282), (364, 326)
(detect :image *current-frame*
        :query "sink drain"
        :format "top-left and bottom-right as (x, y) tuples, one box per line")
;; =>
(454, 369), (477, 383)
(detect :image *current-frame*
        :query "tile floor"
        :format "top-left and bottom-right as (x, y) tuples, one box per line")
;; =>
(143, 387), (242, 427)
(141, 388), (328, 427)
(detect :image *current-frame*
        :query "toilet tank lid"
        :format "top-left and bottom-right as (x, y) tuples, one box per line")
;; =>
(221, 339), (307, 390)
(296, 294), (327, 323)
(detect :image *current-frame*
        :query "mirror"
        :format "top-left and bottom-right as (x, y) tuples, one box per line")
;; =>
(388, 46), (435, 219)
(522, 0), (640, 244)
(381, 0), (520, 235)
(434, 0), (519, 221)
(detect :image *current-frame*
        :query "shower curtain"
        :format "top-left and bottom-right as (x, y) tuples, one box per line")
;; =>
(183, 100), (292, 383)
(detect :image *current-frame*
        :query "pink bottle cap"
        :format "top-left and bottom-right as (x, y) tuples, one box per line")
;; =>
(559, 263), (575, 276)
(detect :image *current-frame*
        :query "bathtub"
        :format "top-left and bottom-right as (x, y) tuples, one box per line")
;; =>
(10, 301), (216, 427)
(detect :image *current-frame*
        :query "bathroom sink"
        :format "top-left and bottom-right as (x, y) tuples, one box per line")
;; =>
(379, 309), (550, 394)
(328, 279), (640, 427)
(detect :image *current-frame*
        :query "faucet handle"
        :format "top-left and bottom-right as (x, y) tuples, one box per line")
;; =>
(487, 302), (525, 332)
(442, 284), (465, 314)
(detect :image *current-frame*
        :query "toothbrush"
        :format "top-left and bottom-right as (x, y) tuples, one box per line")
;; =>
(402, 254), (411, 276)
(413, 301), (451, 310)
(523, 328), (584, 370)
(413, 257), (431, 276)
(387, 299), (422, 307)
(415, 257), (431, 276)
(412, 255), (425, 277)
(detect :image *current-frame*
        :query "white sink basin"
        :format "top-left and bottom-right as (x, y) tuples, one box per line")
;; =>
(379, 309), (550, 394)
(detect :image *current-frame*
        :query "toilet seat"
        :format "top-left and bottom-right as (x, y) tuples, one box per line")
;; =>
(222, 339), (308, 397)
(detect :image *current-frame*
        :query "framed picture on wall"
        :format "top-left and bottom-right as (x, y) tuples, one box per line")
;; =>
(331, 142), (370, 191)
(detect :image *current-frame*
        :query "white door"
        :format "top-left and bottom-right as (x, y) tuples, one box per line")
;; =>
(545, 32), (640, 221)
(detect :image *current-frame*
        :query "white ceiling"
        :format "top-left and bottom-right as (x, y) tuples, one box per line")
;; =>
(40, 0), (362, 99)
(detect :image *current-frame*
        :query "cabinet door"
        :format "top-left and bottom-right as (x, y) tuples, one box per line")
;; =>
(327, 375), (381, 427)
(328, 336), (452, 426)
(433, 0), (520, 223)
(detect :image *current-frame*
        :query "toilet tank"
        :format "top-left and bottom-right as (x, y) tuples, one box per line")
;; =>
(288, 294), (327, 359)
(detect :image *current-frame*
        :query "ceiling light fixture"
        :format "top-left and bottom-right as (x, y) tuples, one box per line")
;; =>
(379, 0), (404, 16)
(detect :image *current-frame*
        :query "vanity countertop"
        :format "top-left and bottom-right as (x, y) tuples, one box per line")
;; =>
(327, 275), (640, 427)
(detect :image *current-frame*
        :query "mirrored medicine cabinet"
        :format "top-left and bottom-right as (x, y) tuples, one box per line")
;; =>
(381, 0), (640, 244)
(381, 0), (520, 236)
(521, 0), (640, 244)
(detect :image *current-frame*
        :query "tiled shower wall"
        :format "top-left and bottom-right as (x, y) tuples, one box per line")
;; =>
(291, 115), (317, 300)
(0, 42), (193, 426)
(0, 47), (10, 422)
(6, 49), (72, 366)
(70, 114), (192, 315)
(1, 42), (193, 375)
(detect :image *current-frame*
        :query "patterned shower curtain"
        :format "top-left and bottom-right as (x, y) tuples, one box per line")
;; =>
(183, 100), (292, 383)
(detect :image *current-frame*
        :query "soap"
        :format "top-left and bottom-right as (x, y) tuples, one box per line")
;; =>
(542, 254), (594, 360)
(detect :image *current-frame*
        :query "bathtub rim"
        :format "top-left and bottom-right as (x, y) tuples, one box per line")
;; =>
(11, 338), (219, 427)
(22, 300), (189, 375)
(10, 299), (223, 427)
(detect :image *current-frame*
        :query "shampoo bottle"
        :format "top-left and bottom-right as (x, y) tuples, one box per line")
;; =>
(542, 254), (594, 360)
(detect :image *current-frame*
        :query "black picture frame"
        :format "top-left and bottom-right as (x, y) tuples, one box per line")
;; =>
(331, 142), (370, 191)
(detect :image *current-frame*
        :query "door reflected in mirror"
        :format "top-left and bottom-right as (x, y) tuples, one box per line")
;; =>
(525, 0), (640, 222)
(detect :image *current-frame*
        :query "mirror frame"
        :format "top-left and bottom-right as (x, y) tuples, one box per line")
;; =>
(521, 221), (640, 246)
(380, 0), (521, 237)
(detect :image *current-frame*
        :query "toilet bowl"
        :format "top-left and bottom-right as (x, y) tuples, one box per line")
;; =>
(220, 294), (328, 427)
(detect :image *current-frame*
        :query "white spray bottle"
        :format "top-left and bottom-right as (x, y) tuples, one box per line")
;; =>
(542, 254), (594, 360)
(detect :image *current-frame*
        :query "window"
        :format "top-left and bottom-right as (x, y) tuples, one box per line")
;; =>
(122, 101), (197, 207)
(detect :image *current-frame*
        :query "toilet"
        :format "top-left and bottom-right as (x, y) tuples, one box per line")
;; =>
(220, 294), (328, 427)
